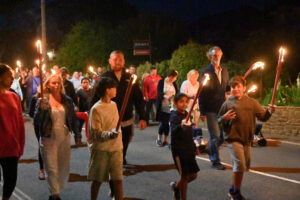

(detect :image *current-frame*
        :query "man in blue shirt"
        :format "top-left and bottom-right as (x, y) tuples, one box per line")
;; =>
(199, 46), (230, 170)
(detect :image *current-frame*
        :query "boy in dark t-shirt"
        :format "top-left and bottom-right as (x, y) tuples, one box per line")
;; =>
(169, 93), (200, 200)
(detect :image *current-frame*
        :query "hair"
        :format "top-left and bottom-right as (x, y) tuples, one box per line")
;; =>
(60, 67), (68, 74)
(89, 77), (117, 109)
(206, 46), (223, 59)
(81, 77), (90, 83)
(43, 74), (65, 95)
(229, 75), (246, 87)
(150, 66), (156, 71)
(110, 50), (124, 58)
(0, 63), (12, 77)
(174, 92), (188, 103)
(187, 69), (199, 79)
(167, 69), (178, 77)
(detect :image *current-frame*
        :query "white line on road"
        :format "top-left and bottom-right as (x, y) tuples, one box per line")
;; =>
(201, 128), (300, 146)
(0, 181), (33, 200)
(196, 156), (300, 185)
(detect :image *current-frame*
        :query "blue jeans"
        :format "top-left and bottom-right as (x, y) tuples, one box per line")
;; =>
(206, 112), (224, 164)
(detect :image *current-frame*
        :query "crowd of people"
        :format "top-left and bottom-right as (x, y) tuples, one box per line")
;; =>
(0, 46), (275, 200)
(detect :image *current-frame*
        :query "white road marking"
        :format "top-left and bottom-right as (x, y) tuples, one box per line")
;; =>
(196, 156), (300, 185)
(0, 181), (33, 200)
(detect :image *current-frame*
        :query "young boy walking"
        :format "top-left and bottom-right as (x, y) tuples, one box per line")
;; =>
(218, 76), (275, 200)
(169, 93), (200, 200)
(88, 77), (123, 200)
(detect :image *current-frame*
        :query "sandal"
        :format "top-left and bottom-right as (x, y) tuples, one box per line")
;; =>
(39, 170), (46, 180)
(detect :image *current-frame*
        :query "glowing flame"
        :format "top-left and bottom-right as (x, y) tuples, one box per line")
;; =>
(247, 85), (257, 94)
(36, 40), (42, 54)
(35, 59), (40, 65)
(89, 66), (96, 74)
(16, 60), (22, 68)
(16, 68), (18, 73)
(126, 69), (129, 73)
(252, 61), (264, 70)
(279, 47), (286, 62)
(203, 74), (210, 86)
(51, 69), (56, 75)
(132, 74), (137, 84)
(42, 64), (46, 71)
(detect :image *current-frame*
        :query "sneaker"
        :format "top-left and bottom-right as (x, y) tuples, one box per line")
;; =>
(170, 182), (180, 200)
(162, 141), (169, 147)
(156, 139), (163, 147)
(228, 191), (245, 200)
(212, 163), (225, 170)
(227, 188), (235, 200)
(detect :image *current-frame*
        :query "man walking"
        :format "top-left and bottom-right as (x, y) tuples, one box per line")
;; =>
(102, 50), (147, 164)
(198, 46), (229, 170)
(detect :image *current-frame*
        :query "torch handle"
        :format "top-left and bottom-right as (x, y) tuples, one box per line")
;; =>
(270, 61), (282, 106)
(116, 77), (134, 131)
(39, 53), (44, 98)
(243, 66), (253, 79)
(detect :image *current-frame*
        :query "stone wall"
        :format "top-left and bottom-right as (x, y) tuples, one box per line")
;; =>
(261, 106), (300, 136)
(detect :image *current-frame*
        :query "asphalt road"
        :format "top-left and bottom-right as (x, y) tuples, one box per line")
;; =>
(1, 118), (300, 200)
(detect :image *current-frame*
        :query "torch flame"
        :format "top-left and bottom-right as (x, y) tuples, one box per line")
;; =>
(279, 47), (286, 62)
(51, 69), (56, 75)
(89, 66), (96, 74)
(42, 64), (46, 71)
(252, 61), (264, 70)
(247, 85), (257, 94)
(16, 68), (19, 73)
(36, 40), (42, 54)
(132, 74), (137, 84)
(203, 74), (210, 86)
(35, 59), (40, 65)
(16, 60), (22, 68)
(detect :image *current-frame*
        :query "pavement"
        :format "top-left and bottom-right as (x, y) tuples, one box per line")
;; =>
(1, 118), (300, 200)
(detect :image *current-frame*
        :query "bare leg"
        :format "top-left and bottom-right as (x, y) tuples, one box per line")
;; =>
(91, 181), (101, 200)
(113, 180), (123, 200)
(232, 172), (244, 191)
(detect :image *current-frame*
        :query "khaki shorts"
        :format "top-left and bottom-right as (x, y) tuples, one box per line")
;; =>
(88, 150), (123, 182)
(227, 142), (251, 172)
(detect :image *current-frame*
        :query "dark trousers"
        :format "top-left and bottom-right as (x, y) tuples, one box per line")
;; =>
(33, 124), (44, 170)
(121, 125), (134, 161)
(0, 157), (18, 198)
(158, 112), (170, 136)
(145, 99), (156, 124)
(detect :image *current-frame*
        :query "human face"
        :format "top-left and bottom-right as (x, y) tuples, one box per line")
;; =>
(175, 96), (189, 113)
(81, 79), (90, 90)
(0, 70), (14, 90)
(106, 87), (117, 99)
(150, 69), (157, 76)
(109, 53), (125, 72)
(210, 49), (223, 67)
(189, 74), (199, 85)
(32, 67), (40, 77)
(169, 75), (177, 83)
(231, 83), (246, 99)
(47, 76), (62, 94)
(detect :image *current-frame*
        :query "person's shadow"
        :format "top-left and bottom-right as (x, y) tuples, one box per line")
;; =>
(123, 163), (176, 176)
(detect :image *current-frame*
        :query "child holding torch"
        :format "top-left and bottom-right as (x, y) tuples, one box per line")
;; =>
(218, 76), (275, 200)
(169, 93), (200, 200)
(88, 77), (123, 200)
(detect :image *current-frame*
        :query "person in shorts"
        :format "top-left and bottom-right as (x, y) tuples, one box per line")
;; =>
(88, 77), (123, 200)
(218, 76), (275, 200)
(169, 93), (200, 200)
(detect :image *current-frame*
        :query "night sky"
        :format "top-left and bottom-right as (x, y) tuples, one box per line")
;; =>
(125, 0), (278, 21)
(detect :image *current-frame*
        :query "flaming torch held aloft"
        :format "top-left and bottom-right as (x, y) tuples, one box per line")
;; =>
(270, 47), (286, 106)
(116, 74), (138, 131)
(36, 40), (44, 97)
(88, 66), (97, 75)
(243, 61), (264, 79)
(247, 85), (257, 95)
(185, 74), (210, 123)
(16, 60), (24, 76)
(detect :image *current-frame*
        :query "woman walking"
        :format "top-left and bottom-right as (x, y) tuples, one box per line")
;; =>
(0, 63), (25, 200)
(35, 74), (79, 200)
